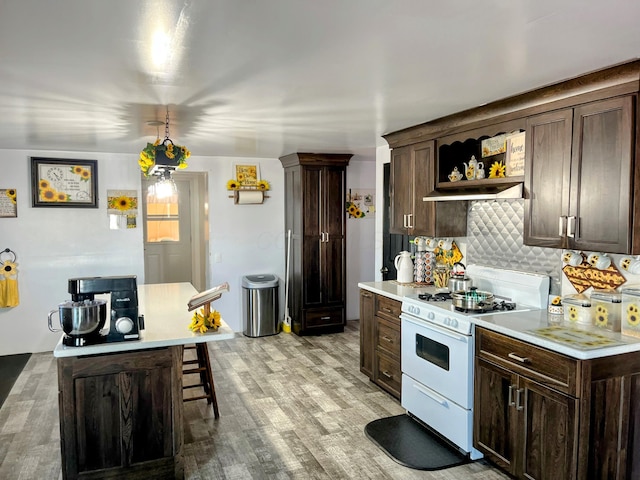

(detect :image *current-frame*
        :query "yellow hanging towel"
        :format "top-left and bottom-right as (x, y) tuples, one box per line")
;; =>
(0, 255), (19, 307)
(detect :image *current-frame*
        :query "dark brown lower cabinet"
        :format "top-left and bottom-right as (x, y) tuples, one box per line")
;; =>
(359, 290), (401, 399)
(57, 346), (183, 480)
(475, 327), (640, 480)
(475, 358), (578, 479)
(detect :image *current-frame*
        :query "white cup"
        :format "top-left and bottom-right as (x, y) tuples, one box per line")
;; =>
(438, 238), (453, 251)
(587, 252), (611, 270)
(562, 250), (583, 267)
(425, 237), (438, 250)
(620, 256), (640, 274)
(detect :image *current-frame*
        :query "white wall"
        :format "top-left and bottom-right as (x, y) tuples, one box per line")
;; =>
(346, 154), (376, 320)
(0, 149), (377, 354)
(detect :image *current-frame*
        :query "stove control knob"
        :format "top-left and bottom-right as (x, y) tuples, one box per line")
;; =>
(427, 312), (435, 321)
(411, 306), (420, 315)
(115, 316), (134, 334)
(451, 319), (459, 328)
(444, 317), (451, 326)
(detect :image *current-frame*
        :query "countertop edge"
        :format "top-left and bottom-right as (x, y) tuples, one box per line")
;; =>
(53, 326), (236, 358)
(358, 281), (640, 360)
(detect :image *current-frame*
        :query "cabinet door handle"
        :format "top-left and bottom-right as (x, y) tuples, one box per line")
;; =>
(508, 352), (531, 364)
(567, 216), (576, 238)
(403, 214), (408, 229)
(558, 216), (565, 236)
(381, 335), (393, 343)
(362, 292), (372, 298)
(407, 213), (413, 229)
(508, 385), (516, 407)
(381, 371), (393, 379)
(516, 388), (524, 411)
(320, 316), (331, 320)
(381, 307), (392, 313)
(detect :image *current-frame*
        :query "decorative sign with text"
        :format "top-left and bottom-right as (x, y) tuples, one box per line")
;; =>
(506, 131), (526, 177)
(0, 189), (17, 217)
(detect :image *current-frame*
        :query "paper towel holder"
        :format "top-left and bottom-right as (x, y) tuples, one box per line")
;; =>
(228, 189), (270, 205)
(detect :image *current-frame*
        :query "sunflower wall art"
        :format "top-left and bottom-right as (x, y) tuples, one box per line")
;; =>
(30, 157), (98, 208)
(107, 190), (138, 230)
(0, 188), (17, 217)
(346, 189), (374, 219)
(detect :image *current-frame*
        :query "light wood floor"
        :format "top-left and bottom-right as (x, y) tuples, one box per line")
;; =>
(0, 321), (509, 479)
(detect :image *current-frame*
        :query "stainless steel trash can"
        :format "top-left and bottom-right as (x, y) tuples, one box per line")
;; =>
(242, 274), (279, 337)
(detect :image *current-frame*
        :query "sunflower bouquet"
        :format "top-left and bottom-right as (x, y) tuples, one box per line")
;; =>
(189, 307), (221, 333)
(139, 139), (190, 176)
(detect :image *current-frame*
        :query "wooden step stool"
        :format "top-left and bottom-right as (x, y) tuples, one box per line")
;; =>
(182, 343), (219, 418)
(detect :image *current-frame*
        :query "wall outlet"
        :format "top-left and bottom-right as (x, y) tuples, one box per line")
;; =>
(213, 253), (222, 263)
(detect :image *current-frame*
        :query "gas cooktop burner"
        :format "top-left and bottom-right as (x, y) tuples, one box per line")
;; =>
(454, 300), (516, 313)
(418, 292), (452, 302)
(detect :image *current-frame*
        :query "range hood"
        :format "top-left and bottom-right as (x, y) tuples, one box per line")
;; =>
(423, 182), (523, 202)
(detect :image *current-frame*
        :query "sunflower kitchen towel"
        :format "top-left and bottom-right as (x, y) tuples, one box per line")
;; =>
(0, 251), (19, 307)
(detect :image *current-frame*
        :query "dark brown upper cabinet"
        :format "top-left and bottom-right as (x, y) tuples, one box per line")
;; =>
(524, 96), (635, 253)
(390, 140), (467, 237)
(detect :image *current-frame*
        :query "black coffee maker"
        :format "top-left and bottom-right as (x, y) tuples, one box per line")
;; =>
(67, 275), (145, 344)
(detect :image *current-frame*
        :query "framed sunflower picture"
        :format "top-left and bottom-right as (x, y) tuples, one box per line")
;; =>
(234, 164), (259, 187)
(30, 157), (98, 208)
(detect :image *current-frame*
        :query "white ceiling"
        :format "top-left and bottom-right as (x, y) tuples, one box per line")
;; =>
(0, 0), (638, 159)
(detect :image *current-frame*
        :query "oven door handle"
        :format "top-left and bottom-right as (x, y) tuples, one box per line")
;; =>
(412, 381), (449, 407)
(401, 314), (468, 342)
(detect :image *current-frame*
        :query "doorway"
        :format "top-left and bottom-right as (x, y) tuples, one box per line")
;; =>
(142, 171), (208, 291)
(382, 163), (409, 280)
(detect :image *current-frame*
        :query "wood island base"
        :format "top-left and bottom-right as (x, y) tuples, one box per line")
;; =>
(57, 346), (184, 480)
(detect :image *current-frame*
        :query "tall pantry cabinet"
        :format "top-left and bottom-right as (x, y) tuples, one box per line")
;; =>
(280, 153), (352, 335)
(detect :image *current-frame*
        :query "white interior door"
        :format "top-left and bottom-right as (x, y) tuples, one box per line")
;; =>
(143, 178), (193, 284)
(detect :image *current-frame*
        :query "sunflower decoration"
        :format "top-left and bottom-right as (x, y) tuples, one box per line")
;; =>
(594, 304), (609, 327)
(39, 187), (58, 202)
(5, 189), (16, 205)
(226, 179), (240, 190)
(189, 307), (221, 333)
(139, 138), (190, 177)
(108, 195), (136, 212)
(1, 259), (17, 279)
(567, 305), (579, 322)
(226, 178), (271, 191)
(488, 161), (506, 178)
(346, 201), (364, 218)
(626, 304), (640, 327)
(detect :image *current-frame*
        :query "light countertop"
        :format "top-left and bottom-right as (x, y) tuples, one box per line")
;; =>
(53, 282), (235, 358)
(359, 280), (640, 360)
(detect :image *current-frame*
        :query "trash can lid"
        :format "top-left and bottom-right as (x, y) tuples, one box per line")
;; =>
(242, 274), (279, 289)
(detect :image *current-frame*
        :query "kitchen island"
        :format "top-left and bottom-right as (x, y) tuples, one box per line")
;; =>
(53, 282), (234, 480)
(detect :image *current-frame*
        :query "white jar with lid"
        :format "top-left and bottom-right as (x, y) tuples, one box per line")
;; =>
(563, 294), (592, 325)
(621, 285), (640, 338)
(591, 289), (622, 332)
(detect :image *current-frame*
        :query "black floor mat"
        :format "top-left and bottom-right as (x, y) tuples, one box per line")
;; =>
(365, 414), (469, 471)
(0, 353), (31, 409)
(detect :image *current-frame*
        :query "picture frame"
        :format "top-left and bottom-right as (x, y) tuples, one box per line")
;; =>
(234, 164), (260, 187)
(30, 157), (98, 208)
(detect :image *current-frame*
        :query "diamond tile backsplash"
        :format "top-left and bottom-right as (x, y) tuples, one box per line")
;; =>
(466, 199), (562, 294)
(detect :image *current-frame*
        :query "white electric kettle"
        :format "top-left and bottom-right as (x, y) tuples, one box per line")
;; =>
(394, 251), (414, 284)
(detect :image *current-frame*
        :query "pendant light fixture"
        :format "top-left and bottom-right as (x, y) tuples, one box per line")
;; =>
(139, 106), (191, 201)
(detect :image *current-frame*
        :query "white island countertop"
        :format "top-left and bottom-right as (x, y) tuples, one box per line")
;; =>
(53, 282), (235, 358)
(359, 280), (640, 360)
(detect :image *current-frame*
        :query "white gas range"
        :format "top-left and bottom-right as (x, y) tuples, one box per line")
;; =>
(400, 265), (550, 460)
